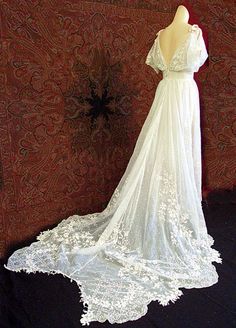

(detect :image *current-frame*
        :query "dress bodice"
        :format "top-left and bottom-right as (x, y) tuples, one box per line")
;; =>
(145, 24), (208, 75)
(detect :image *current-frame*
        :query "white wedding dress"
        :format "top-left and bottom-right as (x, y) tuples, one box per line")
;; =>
(4, 24), (222, 326)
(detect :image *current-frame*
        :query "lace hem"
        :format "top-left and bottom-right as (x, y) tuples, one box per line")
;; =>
(4, 237), (222, 326)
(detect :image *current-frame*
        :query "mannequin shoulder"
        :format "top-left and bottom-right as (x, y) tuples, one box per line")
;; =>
(189, 24), (200, 32)
(189, 24), (203, 39)
(156, 28), (164, 36)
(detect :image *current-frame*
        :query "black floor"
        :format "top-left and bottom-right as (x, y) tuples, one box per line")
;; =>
(1, 195), (236, 328)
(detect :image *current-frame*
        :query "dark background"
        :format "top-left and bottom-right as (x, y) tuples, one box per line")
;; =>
(0, 0), (235, 258)
(0, 1), (235, 327)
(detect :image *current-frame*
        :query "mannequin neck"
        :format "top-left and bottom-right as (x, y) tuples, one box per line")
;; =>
(171, 5), (189, 24)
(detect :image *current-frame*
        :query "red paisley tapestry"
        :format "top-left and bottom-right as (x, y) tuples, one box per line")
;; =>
(0, 0), (235, 258)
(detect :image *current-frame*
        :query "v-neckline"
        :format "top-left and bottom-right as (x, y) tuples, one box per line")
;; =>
(157, 27), (192, 69)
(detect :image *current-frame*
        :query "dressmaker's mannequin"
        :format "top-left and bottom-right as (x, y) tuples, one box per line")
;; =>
(158, 5), (192, 67)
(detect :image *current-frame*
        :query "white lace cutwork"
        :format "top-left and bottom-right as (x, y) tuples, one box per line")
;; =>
(4, 169), (222, 325)
(5, 23), (221, 326)
(145, 24), (207, 74)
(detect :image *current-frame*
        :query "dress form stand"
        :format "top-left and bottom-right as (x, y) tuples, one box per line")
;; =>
(158, 5), (192, 68)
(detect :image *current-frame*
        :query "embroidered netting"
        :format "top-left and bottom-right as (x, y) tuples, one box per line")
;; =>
(5, 24), (222, 326)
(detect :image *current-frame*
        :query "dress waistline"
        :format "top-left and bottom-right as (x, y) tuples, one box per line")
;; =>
(162, 70), (194, 80)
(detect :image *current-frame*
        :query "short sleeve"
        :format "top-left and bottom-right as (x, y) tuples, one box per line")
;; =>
(145, 37), (160, 74)
(197, 28), (208, 67)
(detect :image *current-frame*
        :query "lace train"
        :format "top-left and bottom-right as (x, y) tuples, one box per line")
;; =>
(4, 170), (222, 325)
(4, 26), (222, 324)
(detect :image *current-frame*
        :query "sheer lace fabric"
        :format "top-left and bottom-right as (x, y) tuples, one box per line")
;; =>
(5, 24), (222, 326)
(145, 24), (208, 74)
